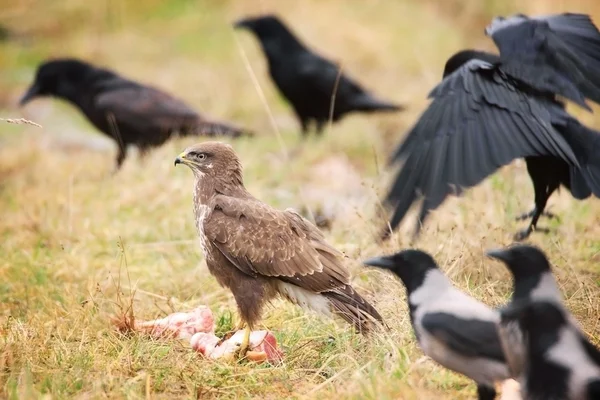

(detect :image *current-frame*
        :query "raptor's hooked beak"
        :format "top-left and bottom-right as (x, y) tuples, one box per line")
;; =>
(19, 84), (40, 106)
(363, 256), (395, 270)
(174, 152), (187, 167)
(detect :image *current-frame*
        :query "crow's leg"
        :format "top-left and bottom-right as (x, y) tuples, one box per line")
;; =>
(137, 146), (151, 165)
(113, 143), (128, 174)
(514, 179), (559, 241)
(297, 115), (310, 138)
(315, 120), (326, 136)
(515, 208), (557, 221)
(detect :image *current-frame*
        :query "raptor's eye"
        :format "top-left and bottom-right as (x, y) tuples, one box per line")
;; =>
(188, 152), (206, 160)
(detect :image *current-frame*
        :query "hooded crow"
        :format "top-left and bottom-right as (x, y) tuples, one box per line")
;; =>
(364, 249), (510, 400)
(383, 13), (600, 241)
(486, 244), (563, 305)
(234, 14), (403, 136)
(499, 300), (600, 400)
(486, 244), (600, 378)
(20, 58), (252, 171)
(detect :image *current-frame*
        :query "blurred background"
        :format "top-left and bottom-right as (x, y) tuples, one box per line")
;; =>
(1, 1), (599, 399)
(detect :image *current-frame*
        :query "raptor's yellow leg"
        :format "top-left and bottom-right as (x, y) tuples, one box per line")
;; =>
(235, 325), (251, 360)
(234, 319), (246, 331)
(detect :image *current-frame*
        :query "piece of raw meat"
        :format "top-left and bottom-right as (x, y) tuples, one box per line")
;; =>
(117, 306), (214, 340)
(499, 379), (522, 400)
(113, 306), (284, 364)
(190, 330), (284, 364)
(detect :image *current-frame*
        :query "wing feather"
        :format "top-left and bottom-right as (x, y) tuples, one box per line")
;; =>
(385, 59), (580, 235)
(204, 196), (351, 292)
(95, 84), (200, 132)
(487, 13), (600, 107)
(422, 313), (506, 362)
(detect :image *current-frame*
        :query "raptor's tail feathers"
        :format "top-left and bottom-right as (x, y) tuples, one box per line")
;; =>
(325, 287), (386, 335)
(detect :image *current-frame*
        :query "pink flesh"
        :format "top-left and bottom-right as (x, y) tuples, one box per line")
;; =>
(125, 306), (283, 364)
(133, 306), (214, 339)
(190, 330), (284, 364)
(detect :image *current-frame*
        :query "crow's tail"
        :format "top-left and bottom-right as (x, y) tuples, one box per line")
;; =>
(189, 119), (253, 139)
(563, 120), (600, 198)
(350, 94), (404, 113)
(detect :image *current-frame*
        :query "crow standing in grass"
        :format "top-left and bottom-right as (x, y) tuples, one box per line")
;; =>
(486, 245), (600, 381)
(234, 15), (403, 136)
(175, 141), (384, 359)
(500, 300), (600, 400)
(20, 58), (251, 171)
(383, 13), (600, 241)
(364, 250), (510, 400)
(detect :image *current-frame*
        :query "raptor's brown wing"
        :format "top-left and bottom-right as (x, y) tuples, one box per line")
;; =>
(203, 195), (351, 293)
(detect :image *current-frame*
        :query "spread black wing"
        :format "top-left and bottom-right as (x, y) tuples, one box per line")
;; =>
(487, 13), (600, 109)
(385, 59), (579, 236)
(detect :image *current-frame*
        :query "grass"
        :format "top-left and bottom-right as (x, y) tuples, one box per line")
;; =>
(1, 0), (600, 398)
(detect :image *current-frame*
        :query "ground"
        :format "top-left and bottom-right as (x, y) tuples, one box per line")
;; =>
(1, 0), (599, 399)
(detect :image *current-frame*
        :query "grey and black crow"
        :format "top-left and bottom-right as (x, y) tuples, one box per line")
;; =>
(364, 249), (510, 400)
(383, 13), (600, 241)
(499, 300), (600, 400)
(487, 244), (600, 379)
(486, 245), (563, 305)
(20, 58), (251, 171)
(234, 15), (403, 136)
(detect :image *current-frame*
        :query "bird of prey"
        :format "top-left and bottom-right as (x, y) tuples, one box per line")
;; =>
(174, 141), (383, 358)
(486, 244), (600, 379)
(234, 15), (403, 136)
(499, 300), (600, 400)
(364, 249), (510, 400)
(383, 13), (600, 241)
(20, 58), (252, 171)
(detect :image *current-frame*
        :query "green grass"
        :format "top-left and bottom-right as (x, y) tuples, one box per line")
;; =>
(1, 0), (600, 398)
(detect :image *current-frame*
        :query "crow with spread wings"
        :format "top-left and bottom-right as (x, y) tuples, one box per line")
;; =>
(383, 13), (600, 241)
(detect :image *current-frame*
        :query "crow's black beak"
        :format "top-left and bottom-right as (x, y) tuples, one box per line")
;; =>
(485, 249), (509, 263)
(363, 256), (396, 270)
(19, 84), (40, 106)
(233, 18), (251, 29)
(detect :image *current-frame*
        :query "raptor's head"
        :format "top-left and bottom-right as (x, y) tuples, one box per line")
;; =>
(175, 141), (244, 186)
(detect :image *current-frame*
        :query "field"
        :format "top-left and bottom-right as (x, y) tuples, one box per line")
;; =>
(1, 0), (600, 398)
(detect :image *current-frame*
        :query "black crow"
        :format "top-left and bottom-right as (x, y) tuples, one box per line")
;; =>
(499, 300), (600, 400)
(364, 249), (510, 400)
(234, 15), (403, 136)
(383, 13), (600, 241)
(20, 58), (252, 171)
(486, 245), (600, 379)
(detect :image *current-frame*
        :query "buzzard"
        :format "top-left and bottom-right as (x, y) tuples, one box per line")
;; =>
(175, 141), (383, 357)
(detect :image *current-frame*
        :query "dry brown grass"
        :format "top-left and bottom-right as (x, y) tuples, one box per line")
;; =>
(1, 0), (600, 399)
